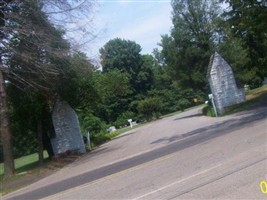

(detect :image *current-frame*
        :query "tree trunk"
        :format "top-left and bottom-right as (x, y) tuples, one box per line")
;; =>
(0, 69), (15, 177)
(37, 120), (43, 165)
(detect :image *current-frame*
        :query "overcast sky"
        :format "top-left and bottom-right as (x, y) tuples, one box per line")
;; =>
(85, 0), (173, 62)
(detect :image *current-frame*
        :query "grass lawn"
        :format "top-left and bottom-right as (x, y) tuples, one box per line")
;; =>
(0, 151), (49, 177)
(246, 85), (267, 99)
(0, 152), (50, 195)
(224, 85), (267, 114)
(0, 126), (142, 180)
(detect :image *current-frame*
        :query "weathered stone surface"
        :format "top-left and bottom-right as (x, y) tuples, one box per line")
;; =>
(51, 98), (85, 156)
(208, 52), (246, 114)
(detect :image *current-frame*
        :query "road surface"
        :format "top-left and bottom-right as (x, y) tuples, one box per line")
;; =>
(3, 105), (267, 199)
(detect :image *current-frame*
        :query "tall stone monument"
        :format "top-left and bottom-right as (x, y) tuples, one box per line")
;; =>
(207, 52), (246, 114)
(51, 98), (85, 156)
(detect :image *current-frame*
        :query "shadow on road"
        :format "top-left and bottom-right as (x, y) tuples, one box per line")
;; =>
(151, 107), (267, 145)
(5, 108), (267, 200)
(174, 113), (203, 121)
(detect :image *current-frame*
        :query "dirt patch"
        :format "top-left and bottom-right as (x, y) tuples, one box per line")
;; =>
(1, 155), (81, 196)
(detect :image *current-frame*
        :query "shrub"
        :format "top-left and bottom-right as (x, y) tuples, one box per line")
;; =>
(80, 113), (107, 134)
(177, 98), (191, 111)
(114, 111), (135, 128)
(202, 105), (216, 117)
(137, 97), (162, 121)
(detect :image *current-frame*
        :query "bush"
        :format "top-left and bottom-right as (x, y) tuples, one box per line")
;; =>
(114, 111), (135, 128)
(137, 97), (162, 121)
(202, 105), (216, 117)
(80, 113), (107, 134)
(177, 98), (191, 111)
(90, 131), (110, 147)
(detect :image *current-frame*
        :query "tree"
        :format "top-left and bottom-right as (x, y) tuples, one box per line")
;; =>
(100, 38), (142, 73)
(93, 70), (132, 123)
(0, 0), (20, 176)
(216, 21), (251, 85)
(0, 0), (92, 176)
(57, 52), (98, 110)
(7, 87), (54, 162)
(161, 0), (222, 95)
(100, 38), (143, 93)
(137, 55), (154, 95)
(0, 58), (14, 176)
(41, 0), (96, 51)
(221, 0), (267, 87)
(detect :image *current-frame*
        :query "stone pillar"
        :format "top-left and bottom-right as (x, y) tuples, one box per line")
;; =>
(51, 98), (85, 156)
(208, 52), (246, 114)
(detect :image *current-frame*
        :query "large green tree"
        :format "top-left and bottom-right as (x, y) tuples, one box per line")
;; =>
(100, 38), (144, 94)
(57, 52), (98, 110)
(137, 55), (154, 95)
(221, 0), (267, 87)
(161, 0), (222, 95)
(93, 69), (132, 124)
(100, 38), (142, 73)
(216, 21), (251, 85)
(7, 87), (54, 163)
(0, 0), (93, 176)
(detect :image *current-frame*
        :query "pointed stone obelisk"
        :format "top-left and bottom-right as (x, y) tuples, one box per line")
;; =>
(207, 52), (246, 114)
(51, 98), (86, 156)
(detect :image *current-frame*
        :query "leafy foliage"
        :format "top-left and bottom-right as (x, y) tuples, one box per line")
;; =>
(93, 69), (132, 123)
(137, 97), (162, 121)
(100, 38), (150, 95)
(1, 0), (267, 177)
(161, 0), (222, 94)
(114, 111), (135, 129)
(221, 0), (267, 87)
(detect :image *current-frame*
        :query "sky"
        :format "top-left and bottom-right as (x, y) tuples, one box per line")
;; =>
(84, 0), (173, 62)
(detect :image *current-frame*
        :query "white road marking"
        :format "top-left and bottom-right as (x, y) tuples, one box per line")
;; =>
(40, 145), (198, 200)
(132, 163), (223, 200)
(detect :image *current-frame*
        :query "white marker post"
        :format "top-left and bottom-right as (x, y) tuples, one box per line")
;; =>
(128, 119), (133, 128)
(208, 94), (218, 117)
(86, 129), (92, 151)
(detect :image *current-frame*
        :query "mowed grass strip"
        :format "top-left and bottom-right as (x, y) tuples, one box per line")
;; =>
(203, 85), (267, 116)
(246, 85), (267, 99)
(224, 85), (267, 114)
(0, 151), (49, 177)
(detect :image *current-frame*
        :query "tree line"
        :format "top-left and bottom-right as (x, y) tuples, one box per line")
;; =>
(0, 0), (266, 177)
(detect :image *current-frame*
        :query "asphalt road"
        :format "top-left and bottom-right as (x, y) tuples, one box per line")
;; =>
(3, 105), (267, 200)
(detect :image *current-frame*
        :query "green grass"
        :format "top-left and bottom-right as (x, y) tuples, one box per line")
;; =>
(202, 105), (216, 117)
(247, 85), (267, 95)
(91, 124), (143, 148)
(203, 85), (267, 117)
(0, 126), (142, 178)
(0, 151), (49, 177)
(160, 110), (182, 118)
(161, 104), (204, 118)
(223, 93), (267, 115)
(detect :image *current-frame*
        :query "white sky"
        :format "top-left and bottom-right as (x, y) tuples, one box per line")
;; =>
(84, 0), (173, 62)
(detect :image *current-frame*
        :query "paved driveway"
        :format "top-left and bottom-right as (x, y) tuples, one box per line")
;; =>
(4, 105), (267, 199)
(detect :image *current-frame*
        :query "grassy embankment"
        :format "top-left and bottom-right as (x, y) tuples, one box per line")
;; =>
(203, 85), (267, 116)
(0, 152), (49, 176)
(0, 152), (49, 194)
